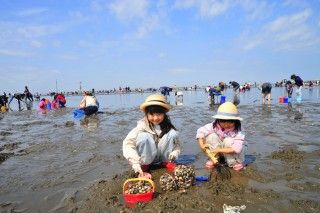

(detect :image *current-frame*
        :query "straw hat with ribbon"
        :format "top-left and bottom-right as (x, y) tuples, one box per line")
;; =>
(212, 102), (243, 121)
(140, 94), (171, 112)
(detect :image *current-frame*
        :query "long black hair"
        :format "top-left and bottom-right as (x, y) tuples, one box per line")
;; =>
(213, 119), (241, 132)
(145, 105), (176, 138)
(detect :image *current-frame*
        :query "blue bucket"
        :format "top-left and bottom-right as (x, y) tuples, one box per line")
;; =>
(283, 97), (288, 103)
(73, 109), (85, 119)
(220, 96), (226, 104)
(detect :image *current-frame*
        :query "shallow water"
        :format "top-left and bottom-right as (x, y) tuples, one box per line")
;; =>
(1, 87), (320, 212)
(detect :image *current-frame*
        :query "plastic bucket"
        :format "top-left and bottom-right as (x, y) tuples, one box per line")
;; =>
(283, 97), (288, 103)
(279, 96), (284, 103)
(220, 96), (226, 104)
(73, 109), (85, 119)
(123, 178), (155, 203)
(163, 161), (176, 172)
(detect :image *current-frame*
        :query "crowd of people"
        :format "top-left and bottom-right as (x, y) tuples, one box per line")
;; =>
(0, 74), (307, 115)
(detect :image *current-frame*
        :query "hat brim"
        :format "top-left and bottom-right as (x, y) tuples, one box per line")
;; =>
(212, 115), (243, 121)
(140, 101), (171, 112)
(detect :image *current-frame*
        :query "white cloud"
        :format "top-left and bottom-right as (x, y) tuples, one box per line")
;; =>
(30, 40), (43, 48)
(108, 0), (148, 21)
(0, 21), (64, 42)
(0, 49), (34, 57)
(240, 0), (273, 20)
(240, 9), (320, 50)
(158, 52), (167, 59)
(199, 0), (232, 18)
(174, 0), (196, 9)
(15, 8), (48, 17)
(174, 0), (233, 18)
(135, 14), (160, 38)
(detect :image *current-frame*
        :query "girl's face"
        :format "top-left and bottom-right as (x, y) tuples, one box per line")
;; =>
(218, 120), (235, 130)
(147, 112), (165, 125)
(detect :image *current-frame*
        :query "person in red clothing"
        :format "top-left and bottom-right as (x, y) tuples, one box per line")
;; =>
(53, 93), (66, 108)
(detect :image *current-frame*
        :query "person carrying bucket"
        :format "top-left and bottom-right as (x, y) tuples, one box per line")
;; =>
(122, 94), (181, 179)
(196, 102), (247, 171)
(260, 82), (272, 105)
(208, 82), (225, 105)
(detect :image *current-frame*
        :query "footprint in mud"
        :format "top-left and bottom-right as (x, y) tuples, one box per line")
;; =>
(0, 131), (13, 136)
(271, 147), (305, 164)
(0, 153), (14, 163)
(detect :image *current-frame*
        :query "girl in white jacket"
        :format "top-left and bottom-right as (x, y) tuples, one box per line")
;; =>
(123, 94), (180, 178)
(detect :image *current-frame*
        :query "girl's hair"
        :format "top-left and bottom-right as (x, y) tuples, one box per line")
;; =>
(213, 119), (241, 132)
(145, 105), (176, 138)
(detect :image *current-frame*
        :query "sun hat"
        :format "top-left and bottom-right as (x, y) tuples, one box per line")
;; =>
(212, 102), (243, 121)
(140, 94), (171, 112)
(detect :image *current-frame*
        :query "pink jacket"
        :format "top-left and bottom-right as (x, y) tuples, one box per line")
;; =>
(196, 123), (245, 154)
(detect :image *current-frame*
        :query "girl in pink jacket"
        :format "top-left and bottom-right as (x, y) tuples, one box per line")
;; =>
(196, 102), (247, 171)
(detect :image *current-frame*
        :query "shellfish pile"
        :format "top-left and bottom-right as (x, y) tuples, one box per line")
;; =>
(174, 165), (195, 189)
(126, 181), (152, 194)
(159, 173), (177, 191)
(159, 165), (195, 191)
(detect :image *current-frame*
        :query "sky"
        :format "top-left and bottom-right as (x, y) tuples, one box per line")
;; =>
(0, 0), (320, 93)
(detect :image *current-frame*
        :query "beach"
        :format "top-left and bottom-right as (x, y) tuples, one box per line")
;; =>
(1, 87), (320, 212)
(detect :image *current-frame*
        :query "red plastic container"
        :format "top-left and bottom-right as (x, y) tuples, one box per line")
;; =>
(279, 96), (284, 103)
(162, 161), (176, 172)
(123, 178), (155, 203)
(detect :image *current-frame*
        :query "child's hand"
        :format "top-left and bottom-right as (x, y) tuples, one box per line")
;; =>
(138, 172), (152, 179)
(200, 143), (210, 151)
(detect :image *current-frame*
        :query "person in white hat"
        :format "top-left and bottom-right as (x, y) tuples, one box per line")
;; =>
(196, 102), (247, 171)
(123, 94), (181, 178)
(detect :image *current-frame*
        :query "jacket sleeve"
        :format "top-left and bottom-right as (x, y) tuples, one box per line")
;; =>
(169, 131), (181, 158)
(230, 132), (245, 154)
(123, 127), (141, 165)
(196, 123), (213, 139)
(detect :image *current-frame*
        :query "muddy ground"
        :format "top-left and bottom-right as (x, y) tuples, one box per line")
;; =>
(55, 146), (320, 213)
(1, 90), (320, 212)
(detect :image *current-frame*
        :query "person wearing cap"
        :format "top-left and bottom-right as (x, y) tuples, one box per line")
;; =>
(78, 91), (99, 116)
(123, 94), (180, 178)
(196, 102), (247, 171)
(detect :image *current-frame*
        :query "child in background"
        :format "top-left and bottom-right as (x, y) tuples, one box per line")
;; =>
(285, 80), (294, 99)
(123, 94), (180, 178)
(196, 102), (246, 171)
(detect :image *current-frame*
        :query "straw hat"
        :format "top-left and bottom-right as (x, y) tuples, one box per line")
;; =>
(140, 94), (171, 112)
(212, 102), (243, 121)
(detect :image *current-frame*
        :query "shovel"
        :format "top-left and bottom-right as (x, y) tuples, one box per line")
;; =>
(203, 148), (231, 180)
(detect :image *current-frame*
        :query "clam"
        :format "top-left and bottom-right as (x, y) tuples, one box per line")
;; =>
(127, 181), (152, 194)
(159, 173), (177, 191)
(173, 165), (195, 189)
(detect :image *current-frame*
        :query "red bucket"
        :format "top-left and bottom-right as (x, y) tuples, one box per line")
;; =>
(162, 161), (176, 172)
(123, 178), (155, 203)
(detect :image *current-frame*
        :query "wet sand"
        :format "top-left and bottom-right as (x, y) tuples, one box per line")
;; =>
(1, 88), (320, 212)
